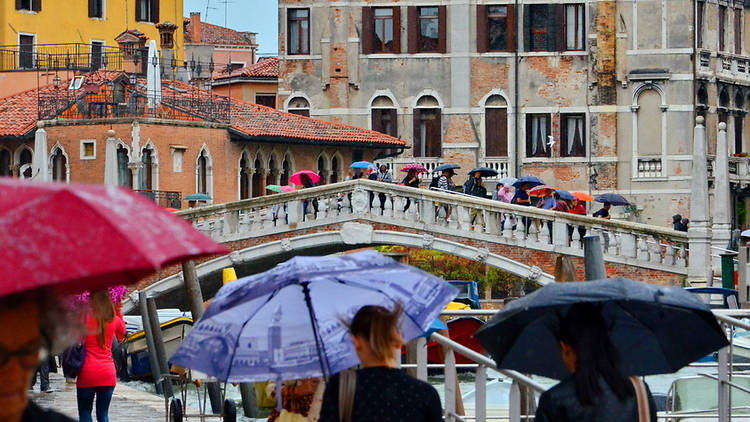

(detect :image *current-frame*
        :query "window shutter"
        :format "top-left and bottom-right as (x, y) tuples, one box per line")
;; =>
(413, 109), (422, 157)
(554, 4), (565, 51)
(477, 5), (488, 53)
(507, 5), (515, 52)
(372, 109), (382, 133)
(430, 109), (442, 157)
(523, 5), (531, 52)
(525, 115), (533, 157)
(393, 7), (402, 54)
(389, 108), (398, 137)
(407, 6), (418, 54)
(437, 6), (447, 53)
(151, 0), (159, 23)
(546, 114), (552, 156)
(486, 108), (508, 157)
(88, 0), (95, 17)
(560, 115), (568, 156)
(362, 7), (374, 54)
(135, 0), (142, 21)
(32, 0), (41, 12)
(15, 0), (22, 10)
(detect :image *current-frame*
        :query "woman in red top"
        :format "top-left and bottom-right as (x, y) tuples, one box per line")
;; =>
(76, 290), (126, 422)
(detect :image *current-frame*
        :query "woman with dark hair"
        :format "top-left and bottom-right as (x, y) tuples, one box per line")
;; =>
(300, 173), (319, 218)
(319, 305), (442, 422)
(535, 303), (657, 421)
(401, 169), (421, 212)
(76, 290), (126, 422)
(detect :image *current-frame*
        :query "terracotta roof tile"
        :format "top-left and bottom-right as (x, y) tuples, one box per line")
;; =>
(212, 57), (278, 80)
(185, 20), (253, 46)
(0, 71), (406, 147)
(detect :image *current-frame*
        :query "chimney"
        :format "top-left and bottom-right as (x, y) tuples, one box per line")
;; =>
(189, 12), (202, 43)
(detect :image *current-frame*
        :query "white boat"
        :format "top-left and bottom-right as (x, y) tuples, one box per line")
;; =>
(122, 309), (193, 380)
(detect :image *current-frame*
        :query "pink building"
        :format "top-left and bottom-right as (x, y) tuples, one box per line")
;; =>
(184, 12), (258, 80)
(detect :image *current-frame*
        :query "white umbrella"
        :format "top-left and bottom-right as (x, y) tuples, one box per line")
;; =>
(146, 40), (161, 109)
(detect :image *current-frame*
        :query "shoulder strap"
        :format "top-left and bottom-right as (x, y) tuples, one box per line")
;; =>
(338, 370), (356, 422)
(629, 376), (650, 422)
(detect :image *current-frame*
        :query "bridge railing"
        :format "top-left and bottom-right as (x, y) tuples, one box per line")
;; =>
(176, 179), (689, 274)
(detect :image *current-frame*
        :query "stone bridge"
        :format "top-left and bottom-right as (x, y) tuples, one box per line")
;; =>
(125, 179), (692, 312)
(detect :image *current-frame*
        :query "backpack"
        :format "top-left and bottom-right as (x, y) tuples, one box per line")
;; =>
(463, 178), (475, 195)
(429, 175), (440, 188)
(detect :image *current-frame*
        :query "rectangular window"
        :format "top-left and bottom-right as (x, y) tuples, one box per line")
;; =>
(372, 108), (398, 137)
(91, 41), (103, 71)
(560, 114), (586, 157)
(525, 114), (551, 158)
(735, 8), (743, 55)
(736, 115), (744, 154)
(19, 34), (34, 69)
(485, 108), (508, 157)
(719, 5), (727, 51)
(16, 0), (40, 11)
(375, 8), (395, 52)
(524, 4), (564, 52)
(89, 0), (103, 18)
(413, 108), (441, 158)
(418, 7), (439, 52)
(135, 0), (158, 23)
(256, 94), (276, 109)
(565, 4), (585, 51)
(478, 5), (515, 52)
(288, 8), (310, 55)
(80, 140), (96, 160)
(697, 1), (704, 49)
(289, 109), (310, 117)
(363, 7), (401, 54)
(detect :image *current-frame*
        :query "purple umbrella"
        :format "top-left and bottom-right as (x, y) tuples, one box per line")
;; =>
(170, 250), (457, 384)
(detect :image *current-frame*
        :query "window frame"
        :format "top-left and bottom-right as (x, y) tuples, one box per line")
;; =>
(697, 0), (704, 49)
(523, 4), (565, 53)
(374, 7), (396, 53)
(418, 6), (440, 53)
(89, 0), (104, 19)
(413, 107), (442, 158)
(478, 5), (515, 53)
(18, 33), (36, 69)
(525, 114), (552, 158)
(16, 0), (40, 12)
(371, 108), (398, 137)
(135, 0), (158, 24)
(564, 4), (585, 51)
(255, 94), (276, 109)
(485, 106), (509, 157)
(407, 6), (446, 54)
(560, 113), (586, 157)
(91, 40), (105, 71)
(80, 139), (97, 160)
(719, 5), (727, 52)
(287, 8), (311, 55)
(735, 7), (743, 55)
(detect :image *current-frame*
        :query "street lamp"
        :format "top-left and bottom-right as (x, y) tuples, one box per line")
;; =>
(52, 75), (61, 88)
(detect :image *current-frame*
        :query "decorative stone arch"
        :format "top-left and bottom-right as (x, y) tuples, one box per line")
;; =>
(317, 151), (331, 184)
(127, 228), (554, 312)
(413, 91), (443, 158)
(47, 142), (70, 182)
(251, 149), (267, 197)
(330, 151), (344, 183)
(478, 89), (512, 109)
(0, 146), (12, 176)
(696, 83), (709, 113)
(368, 90), (400, 109)
(140, 139), (159, 190)
(412, 89), (445, 109)
(280, 150), (295, 186)
(238, 149), (254, 200)
(267, 150), (281, 186)
(631, 83), (668, 178)
(195, 145), (214, 202)
(14, 145), (33, 178)
(283, 92), (312, 116)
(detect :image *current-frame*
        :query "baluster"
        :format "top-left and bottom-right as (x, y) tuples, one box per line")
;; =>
(406, 197), (418, 221)
(457, 205), (471, 231)
(485, 210), (500, 235)
(276, 203), (287, 227)
(251, 208), (263, 231)
(665, 243), (676, 266)
(677, 243), (688, 267)
(571, 223), (582, 249)
(340, 193), (351, 216)
(649, 239), (662, 263)
(420, 197), (435, 225)
(515, 215), (527, 242)
(262, 207), (275, 229)
(286, 200), (303, 225)
(552, 219), (567, 247)
(371, 191), (382, 216)
(383, 193), (393, 218)
(636, 235), (649, 261)
(539, 218), (551, 245)
(316, 196), (328, 220)
(212, 218), (224, 239)
(528, 218), (539, 243)
(393, 195), (405, 219)
(222, 210), (239, 236)
(608, 231), (620, 256)
(619, 232), (636, 258)
(502, 214), (513, 240)
(475, 365), (487, 422)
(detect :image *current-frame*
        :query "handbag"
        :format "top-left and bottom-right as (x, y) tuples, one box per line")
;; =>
(338, 370), (356, 422)
(62, 343), (86, 379)
(629, 376), (651, 422)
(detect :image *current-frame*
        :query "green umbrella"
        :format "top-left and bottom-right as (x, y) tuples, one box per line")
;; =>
(185, 193), (212, 201)
(266, 185), (283, 193)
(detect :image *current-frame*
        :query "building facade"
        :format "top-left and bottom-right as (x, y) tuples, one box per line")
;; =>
(212, 57), (278, 108)
(277, 0), (750, 227)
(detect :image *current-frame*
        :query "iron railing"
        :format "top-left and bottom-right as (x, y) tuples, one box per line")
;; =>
(0, 43), (148, 74)
(134, 189), (182, 209)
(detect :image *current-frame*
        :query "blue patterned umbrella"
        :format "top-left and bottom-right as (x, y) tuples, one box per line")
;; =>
(556, 190), (575, 201)
(512, 176), (545, 188)
(350, 161), (374, 169)
(595, 193), (629, 206)
(170, 250), (457, 383)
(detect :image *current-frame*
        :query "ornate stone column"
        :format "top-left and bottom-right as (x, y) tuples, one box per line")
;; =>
(688, 116), (714, 285)
(712, 122), (732, 255)
(32, 122), (49, 181)
(103, 129), (119, 186)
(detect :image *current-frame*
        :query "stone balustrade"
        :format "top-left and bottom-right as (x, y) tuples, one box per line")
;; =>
(177, 179), (690, 275)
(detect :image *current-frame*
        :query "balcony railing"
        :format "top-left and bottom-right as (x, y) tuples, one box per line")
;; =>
(134, 189), (182, 209)
(636, 157), (663, 178)
(482, 158), (510, 180)
(0, 43), (148, 74)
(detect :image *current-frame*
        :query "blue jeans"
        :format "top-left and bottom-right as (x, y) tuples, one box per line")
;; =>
(77, 386), (115, 422)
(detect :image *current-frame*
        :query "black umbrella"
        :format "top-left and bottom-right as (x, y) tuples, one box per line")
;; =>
(467, 167), (499, 177)
(595, 193), (629, 206)
(474, 278), (728, 379)
(434, 163), (461, 173)
(512, 175), (545, 188)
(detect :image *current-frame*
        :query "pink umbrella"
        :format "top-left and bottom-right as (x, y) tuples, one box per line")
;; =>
(400, 163), (428, 173)
(289, 170), (320, 185)
(280, 185), (296, 193)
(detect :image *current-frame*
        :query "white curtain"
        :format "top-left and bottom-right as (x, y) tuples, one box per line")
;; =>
(531, 116), (539, 155)
(566, 5), (575, 50)
(539, 116), (547, 153)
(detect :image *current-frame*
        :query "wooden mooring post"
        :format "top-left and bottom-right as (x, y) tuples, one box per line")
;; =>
(146, 296), (173, 399)
(138, 291), (163, 396)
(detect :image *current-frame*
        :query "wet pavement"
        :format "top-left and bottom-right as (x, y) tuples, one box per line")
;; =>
(30, 372), (167, 420)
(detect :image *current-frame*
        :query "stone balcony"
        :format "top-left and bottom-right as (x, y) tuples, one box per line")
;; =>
(698, 50), (750, 82)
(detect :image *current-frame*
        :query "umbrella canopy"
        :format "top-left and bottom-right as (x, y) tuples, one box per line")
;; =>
(146, 39), (161, 109)
(290, 170), (321, 185)
(528, 185), (556, 197)
(0, 178), (228, 296)
(400, 163), (428, 173)
(170, 250), (458, 382)
(279, 185), (296, 193)
(164, 207), (180, 213)
(742, 229), (750, 237)
(571, 191), (594, 201)
(556, 190), (575, 201)
(498, 177), (517, 186)
(475, 278), (728, 379)
(266, 184), (283, 193)
(467, 167), (499, 178)
(185, 192), (212, 201)
(596, 193), (629, 206)
(512, 176), (545, 188)
(434, 163), (461, 173)
(350, 161), (373, 169)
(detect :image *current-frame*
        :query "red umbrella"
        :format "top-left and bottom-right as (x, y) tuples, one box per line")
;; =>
(528, 185), (556, 197)
(279, 185), (296, 193)
(400, 163), (428, 173)
(0, 178), (228, 297)
(289, 170), (321, 185)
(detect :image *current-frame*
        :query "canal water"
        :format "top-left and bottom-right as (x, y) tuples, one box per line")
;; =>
(124, 366), (707, 420)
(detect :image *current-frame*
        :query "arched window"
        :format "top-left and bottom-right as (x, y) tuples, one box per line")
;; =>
(51, 148), (68, 182)
(239, 152), (251, 200)
(18, 148), (32, 178)
(117, 146), (131, 187)
(287, 97), (310, 117)
(736, 90), (745, 154)
(331, 155), (341, 183)
(252, 157), (264, 197)
(719, 88), (730, 124)
(197, 150), (209, 194)
(267, 154), (279, 187)
(0, 149), (10, 176)
(637, 89), (663, 156)
(281, 153), (292, 186)
(484, 95), (508, 157)
(413, 95), (441, 157)
(371, 96), (397, 137)
(697, 84), (709, 118)
(317, 155), (328, 184)
(141, 149), (153, 190)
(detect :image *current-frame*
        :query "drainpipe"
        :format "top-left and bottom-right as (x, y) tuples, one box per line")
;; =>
(513, 0), (520, 176)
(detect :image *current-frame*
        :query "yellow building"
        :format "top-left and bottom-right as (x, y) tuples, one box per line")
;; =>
(0, 0), (184, 59)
